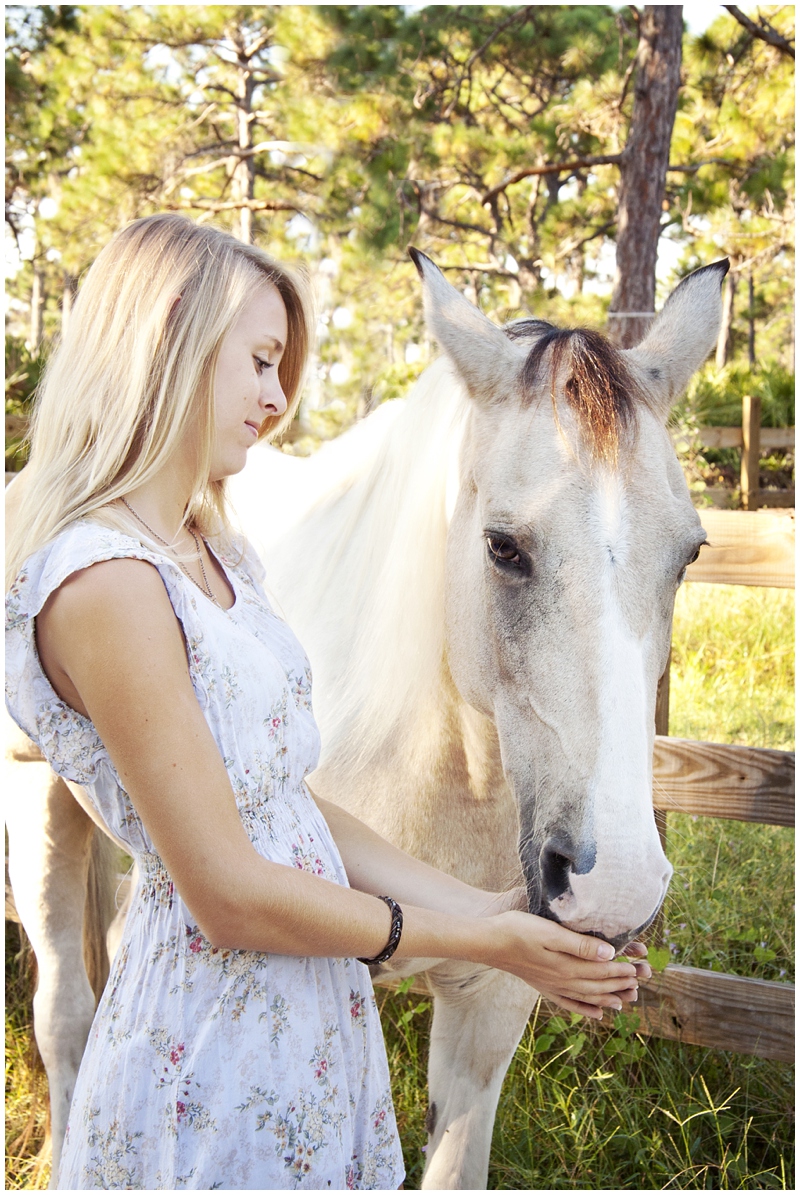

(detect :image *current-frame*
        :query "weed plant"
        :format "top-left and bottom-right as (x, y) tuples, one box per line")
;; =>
(5, 586), (794, 1189)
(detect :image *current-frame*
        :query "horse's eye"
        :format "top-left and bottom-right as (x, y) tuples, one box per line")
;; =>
(486, 535), (523, 569)
(678, 543), (704, 584)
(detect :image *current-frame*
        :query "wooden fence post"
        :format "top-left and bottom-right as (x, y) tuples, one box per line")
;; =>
(740, 393), (762, 510)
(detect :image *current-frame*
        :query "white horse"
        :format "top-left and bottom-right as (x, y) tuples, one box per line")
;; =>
(5, 251), (726, 1189)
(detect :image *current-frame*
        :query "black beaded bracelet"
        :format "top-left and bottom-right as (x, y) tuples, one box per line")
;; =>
(357, 895), (403, 965)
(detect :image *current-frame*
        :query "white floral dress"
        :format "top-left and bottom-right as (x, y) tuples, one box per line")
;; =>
(5, 521), (404, 1191)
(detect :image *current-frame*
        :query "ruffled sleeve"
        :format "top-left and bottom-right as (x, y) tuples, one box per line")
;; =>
(5, 520), (215, 787)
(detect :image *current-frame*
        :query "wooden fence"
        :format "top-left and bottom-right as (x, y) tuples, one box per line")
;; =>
(696, 395), (795, 510)
(641, 507), (795, 1063)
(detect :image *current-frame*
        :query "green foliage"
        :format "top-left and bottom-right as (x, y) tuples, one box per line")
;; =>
(375, 983), (793, 1189)
(5, 335), (44, 470)
(663, 582), (794, 983)
(679, 361), (795, 429)
(5, 5), (794, 445)
(5, 335), (44, 411)
(5, 924), (49, 1191)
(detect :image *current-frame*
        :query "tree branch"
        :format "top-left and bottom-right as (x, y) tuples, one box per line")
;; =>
(481, 151), (746, 208)
(163, 197), (301, 215)
(667, 157), (740, 172)
(419, 202), (495, 238)
(723, 5), (795, 58)
(481, 154), (623, 205)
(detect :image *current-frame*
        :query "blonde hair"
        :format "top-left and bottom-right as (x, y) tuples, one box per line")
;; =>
(6, 213), (313, 588)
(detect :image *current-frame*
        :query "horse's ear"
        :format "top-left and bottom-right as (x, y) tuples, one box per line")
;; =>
(409, 248), (523, 401)
(622, 260), (729, 421)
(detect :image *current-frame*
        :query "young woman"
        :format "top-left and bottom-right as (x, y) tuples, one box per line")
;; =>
(5, 214), (648, 1190)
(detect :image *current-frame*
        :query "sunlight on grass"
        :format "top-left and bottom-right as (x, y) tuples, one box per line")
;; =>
(670, 583), (794, 750)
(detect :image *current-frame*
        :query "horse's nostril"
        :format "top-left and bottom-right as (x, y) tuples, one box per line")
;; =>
(540, 839), (576, 902)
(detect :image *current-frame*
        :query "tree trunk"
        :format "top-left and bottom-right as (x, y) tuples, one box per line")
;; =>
(61, 273), (77, 336)
(608, 6), (683, 349)
(747, 269), (756, 366)
(233, 36), (256, 244)
(29, 264), (44, 350)
(715, 268), (736, 368)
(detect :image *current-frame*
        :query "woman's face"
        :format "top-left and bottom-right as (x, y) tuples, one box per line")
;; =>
(211, 284), (289, 480)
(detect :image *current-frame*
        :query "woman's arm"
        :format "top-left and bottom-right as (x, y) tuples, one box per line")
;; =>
(311, 792), (510, 919)
(36, 557), (645, 1018)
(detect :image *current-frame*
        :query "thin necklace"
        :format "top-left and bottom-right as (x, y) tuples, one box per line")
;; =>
(119, 496), (222, 609)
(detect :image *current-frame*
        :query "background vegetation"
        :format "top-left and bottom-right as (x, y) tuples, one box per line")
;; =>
(5, 4), (795, 463)
(5, 4), (794, 1190)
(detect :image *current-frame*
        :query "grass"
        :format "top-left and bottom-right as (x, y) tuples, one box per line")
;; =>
(5, 584), (794, 1189)
(5, 924), (50, 1191)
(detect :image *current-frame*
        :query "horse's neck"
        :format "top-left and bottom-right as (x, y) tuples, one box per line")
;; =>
(255, 365), (519, 888)
(263, 360), (467, 757)
(312, 673), (520, 892)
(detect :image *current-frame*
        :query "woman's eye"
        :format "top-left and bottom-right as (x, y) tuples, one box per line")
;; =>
(486, 535), (523, 568)
(254, 356), (273, 374)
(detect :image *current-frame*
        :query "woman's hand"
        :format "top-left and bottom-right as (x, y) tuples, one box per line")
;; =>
(475, 912), (651, 1019)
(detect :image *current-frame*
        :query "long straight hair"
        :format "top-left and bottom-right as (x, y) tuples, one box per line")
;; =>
(6, 213), (313, 588)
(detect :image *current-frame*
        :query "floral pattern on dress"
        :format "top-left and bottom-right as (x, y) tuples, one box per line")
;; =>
(140, 857), (176, 910)
(290, 831), (336, 879)
(262, 993), (290, 1043)
(81, 1106), (144, 1190)
(269, 1089), (347, 1186)
(5, 520), (404, 1191)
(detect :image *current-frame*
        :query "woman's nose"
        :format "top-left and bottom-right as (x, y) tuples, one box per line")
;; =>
(261, 373), (288, 417)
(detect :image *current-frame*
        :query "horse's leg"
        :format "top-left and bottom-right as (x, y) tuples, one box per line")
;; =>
(6, 743), (104, 1185)
(421, 965), (537, 1191)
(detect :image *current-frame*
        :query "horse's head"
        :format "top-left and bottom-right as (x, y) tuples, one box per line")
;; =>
(411, 249), (727, 949)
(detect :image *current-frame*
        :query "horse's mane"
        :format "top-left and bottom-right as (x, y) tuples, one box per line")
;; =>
(271, 358), (469, 770)
(508, 320), (639, 461)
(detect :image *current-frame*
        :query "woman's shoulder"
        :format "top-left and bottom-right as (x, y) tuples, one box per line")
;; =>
(6, 519), (167, 625)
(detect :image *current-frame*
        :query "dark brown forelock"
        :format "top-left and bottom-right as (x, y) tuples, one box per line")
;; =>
(517, 325), (638, 462)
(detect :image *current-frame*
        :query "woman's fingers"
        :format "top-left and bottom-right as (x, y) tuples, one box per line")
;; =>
(620, 940), (648, 959)
(543, 921), (617, 962)
(546, 956), (639, 982)
(550, 995), (606, 1020)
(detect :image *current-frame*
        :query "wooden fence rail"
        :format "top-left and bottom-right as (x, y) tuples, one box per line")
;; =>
(637, 966), (794, 1063)
(695, 395), (795, 510)
(653, 737), (794, 827)
(687, 508), (794, 588)
(642, 508), (795, 1064)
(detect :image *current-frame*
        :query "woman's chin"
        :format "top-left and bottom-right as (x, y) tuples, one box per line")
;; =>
(210, 453), (248, 483)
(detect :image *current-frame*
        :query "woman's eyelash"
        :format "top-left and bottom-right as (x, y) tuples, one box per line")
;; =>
(254, 356), (273, 373)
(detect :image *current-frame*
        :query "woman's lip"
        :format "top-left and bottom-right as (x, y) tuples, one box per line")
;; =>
(244, 421), (260, 436)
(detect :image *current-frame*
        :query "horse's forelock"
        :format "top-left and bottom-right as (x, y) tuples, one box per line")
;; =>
(518, 326), (638, 462)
